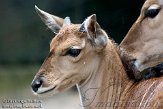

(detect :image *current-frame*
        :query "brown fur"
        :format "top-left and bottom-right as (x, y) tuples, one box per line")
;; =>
(120, 0), (163, 79)
(32, 8), (163, 109)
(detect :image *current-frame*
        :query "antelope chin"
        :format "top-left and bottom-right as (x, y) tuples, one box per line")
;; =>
(141, 63), (163, 79)
(33, 85), (58, 95)
(131, 61), (163, 80)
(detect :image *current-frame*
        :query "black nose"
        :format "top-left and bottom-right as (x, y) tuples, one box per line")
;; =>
(31, 77), (43, 92)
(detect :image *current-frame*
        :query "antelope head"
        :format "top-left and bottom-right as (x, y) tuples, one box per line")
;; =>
(31, 6), (108, 95)
(120, 0), (163, 80)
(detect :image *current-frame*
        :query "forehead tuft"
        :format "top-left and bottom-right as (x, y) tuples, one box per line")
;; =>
(50, 24), (85, 51)
(58, 24), (81, 36)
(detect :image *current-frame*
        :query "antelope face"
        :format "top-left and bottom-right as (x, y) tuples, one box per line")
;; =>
(120, 0), (163, 79)
(31, 6), (108, 95)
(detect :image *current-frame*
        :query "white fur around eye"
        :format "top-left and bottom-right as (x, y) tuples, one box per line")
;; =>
(148, 4), (160, 10)
(71, 40), (85, 49)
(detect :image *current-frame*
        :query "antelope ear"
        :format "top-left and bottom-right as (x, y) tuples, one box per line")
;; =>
(35, 5), (64, 33)
(80, 14), (108, 49)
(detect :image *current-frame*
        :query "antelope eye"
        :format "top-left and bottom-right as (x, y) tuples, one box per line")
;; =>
(66, 49), (81, 57)
(145, 5), (161, 18)
(145, 9), (160, 18)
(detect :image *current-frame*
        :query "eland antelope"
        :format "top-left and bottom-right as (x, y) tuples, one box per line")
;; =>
(120, 0), (163, 80)
(31, 6), (163, 109)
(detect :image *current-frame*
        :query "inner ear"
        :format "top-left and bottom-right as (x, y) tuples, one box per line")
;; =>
(84, 14), (97, 39)
(80, 14), (108, 49)
(79, 14), (96, 37)
(95, 23), (108, 48)
(88, 19), (96, 36)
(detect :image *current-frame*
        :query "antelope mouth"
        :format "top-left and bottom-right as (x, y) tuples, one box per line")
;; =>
(32, 86), (58, 95)
(36, 85), (57, 94)
(128, 60), (163, 80)
(141, 63), (163, 79)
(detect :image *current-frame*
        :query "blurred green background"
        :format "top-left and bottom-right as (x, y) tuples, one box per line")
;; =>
(0, 0), (145, 109)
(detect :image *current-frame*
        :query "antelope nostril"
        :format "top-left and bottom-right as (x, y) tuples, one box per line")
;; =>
(31, 78), (43, 92)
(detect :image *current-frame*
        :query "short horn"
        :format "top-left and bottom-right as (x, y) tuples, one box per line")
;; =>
(63, 17), (71, 26)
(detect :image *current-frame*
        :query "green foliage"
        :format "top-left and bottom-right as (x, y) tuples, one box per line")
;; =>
(0, 65), (39, 94)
